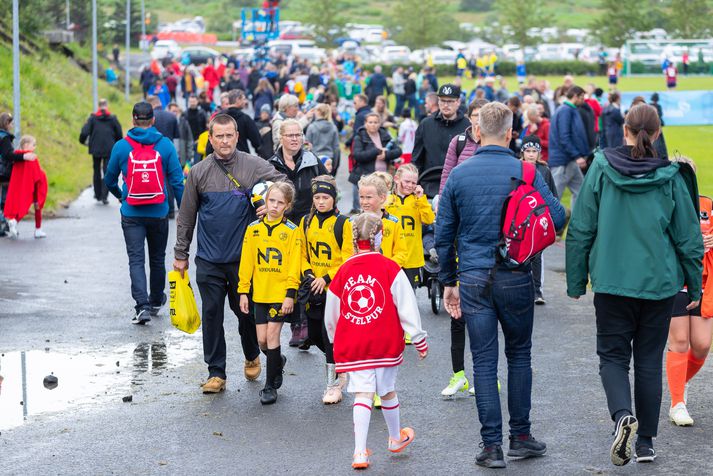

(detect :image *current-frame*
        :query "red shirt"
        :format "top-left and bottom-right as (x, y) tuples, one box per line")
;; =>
(526, 118), (550, 163)
(585, 98), (602, 132)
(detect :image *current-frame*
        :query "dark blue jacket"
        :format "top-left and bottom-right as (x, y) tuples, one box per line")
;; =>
(105, 126), (184, 218)
(548, 102), (591, 167)
(600, 104), (624, 149)
(153, 107), (179, 140)
(435, 145), (566, 285)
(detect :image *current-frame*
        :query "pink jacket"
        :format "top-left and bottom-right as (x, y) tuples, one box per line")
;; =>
(439, 126), (479, 194)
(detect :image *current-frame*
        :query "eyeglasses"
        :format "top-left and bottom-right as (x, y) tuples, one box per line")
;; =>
(438, 99), (458, 105)
(283, 133), (303, 140)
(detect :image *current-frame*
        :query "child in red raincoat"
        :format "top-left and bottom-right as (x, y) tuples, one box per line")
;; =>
(4, 135), (48, 239)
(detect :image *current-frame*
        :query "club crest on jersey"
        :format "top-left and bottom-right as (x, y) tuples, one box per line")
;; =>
(343, 274), (385, 325)
(279, 232), (288, 241)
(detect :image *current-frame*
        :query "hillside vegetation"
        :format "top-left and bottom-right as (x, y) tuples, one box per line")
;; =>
(0, 41), (140, 212)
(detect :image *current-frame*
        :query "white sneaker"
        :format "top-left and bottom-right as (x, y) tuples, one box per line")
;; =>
(669, 402), (694, 426)
(469, 386), (475, 396)
(441, 371), (469, 396)
(684, 384), (688, 405)
(7, 219), (18, 239)
(34, 228), (46, 239)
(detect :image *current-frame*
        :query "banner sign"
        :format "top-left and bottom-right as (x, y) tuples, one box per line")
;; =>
(620, 91), (713, 126)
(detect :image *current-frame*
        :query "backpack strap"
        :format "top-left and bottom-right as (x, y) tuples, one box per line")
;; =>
(521, 161), (536, 186)
(334, 214), (348, 249)
(455, 133), (467, 159)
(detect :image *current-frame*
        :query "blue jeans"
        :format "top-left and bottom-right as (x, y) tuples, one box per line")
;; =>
(121, 215), (169, 312)
(394, 94), (406, 116)
(460, 267), (534, 446)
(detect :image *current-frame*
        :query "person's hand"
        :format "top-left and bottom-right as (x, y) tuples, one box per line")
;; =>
(23, 152), (37, 161)
(687, 299), (701, 311)
(576, 157), (587, 170)
(444, 286), (461, 319)
(414, 185), (424, 198)
(281, 297), (294, 315)
(173, 259), (188, 278)
(255, 204), (267, 218)
(239, 294), (249, 314)
(703, 233), (713, 251)
(376, 150), (386, 161)
(310, 277), (327, 294)
(418, 349), (428, 360)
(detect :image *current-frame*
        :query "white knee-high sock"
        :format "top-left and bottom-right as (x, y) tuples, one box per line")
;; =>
(380, 396), (401, 440)
(353, 397), (373, 453)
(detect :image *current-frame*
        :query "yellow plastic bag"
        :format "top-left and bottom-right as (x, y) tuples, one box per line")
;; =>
(168, 270), (201, 334)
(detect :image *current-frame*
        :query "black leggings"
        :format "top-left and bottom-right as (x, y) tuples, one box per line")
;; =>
(306, 305), (334, 364)
(451, 315), (466, 373)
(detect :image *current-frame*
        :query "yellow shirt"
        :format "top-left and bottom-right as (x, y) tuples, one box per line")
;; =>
(238, 217), (302, 303)
(300, 212), (354, 285)
(386, 193), (435, 269)
(380, 211), (408, 268)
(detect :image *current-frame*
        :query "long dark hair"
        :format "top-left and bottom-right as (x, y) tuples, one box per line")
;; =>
(0, 112), (13, 132)
(625, 104), (660, 159)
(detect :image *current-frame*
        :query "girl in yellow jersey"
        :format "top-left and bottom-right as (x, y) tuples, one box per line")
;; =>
(359, 173), (408, 268)
(299, 175), (354, 404)
(238, 182), (302, 405)
(386, 164), (435, 289)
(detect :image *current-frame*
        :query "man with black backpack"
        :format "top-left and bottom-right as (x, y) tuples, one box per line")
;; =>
(436, 102), (565, 469)
(104, 102), (185, 325)
(79, 99), (123, 205)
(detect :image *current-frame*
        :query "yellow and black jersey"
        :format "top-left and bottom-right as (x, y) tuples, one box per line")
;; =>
(300, 211), (354, 286)
(380, 210), (408, 268)
(386, 193), (435, 269)
(238, 217), (302, 303)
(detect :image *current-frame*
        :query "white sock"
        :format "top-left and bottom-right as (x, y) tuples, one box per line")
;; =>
(380, 396), (401, 440)
(353, 397), (373, 453)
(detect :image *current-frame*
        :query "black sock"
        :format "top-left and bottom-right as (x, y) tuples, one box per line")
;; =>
(261, 347), (268, 357)
(614, 410), (632, 423)
(266, 347), (280, 388)
(636, 435), (653, 447)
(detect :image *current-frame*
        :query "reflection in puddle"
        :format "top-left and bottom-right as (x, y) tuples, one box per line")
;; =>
(0, 336), (200, 430)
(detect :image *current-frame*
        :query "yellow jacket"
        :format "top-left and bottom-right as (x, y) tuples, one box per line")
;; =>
(386, 193), (435, 269)
(196, 131), (210, 159)
(300, 211), (354, 286)
(380, 210), (408, 268)
(238, 217), (302, 303)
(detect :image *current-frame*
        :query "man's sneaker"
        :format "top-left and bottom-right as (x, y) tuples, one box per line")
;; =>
(534, 294), (546, 305)
(0, 219), (9, 237)
(273, 354), (287, 389)
(388, 427), (415, 453)
(441, 370), (469, 397)
(476, 444), (506, 469)
(373, 394), (381, 408)
(34, 228), (47, 239)
(508, 434), (547, 458)
(669, 402), (694, 426)
(322, 384), (343, 404)
(611, 414), (638, 466)
(404, 333), (412, 345)
(469, 386), (475, 396)
(7, 219), (18, 239)
(635, 442), (656, 463)
(201, 376), (226, 394)
(352, 449), (371, 469)
(149, 293), (167, 317)
(244, 357), (261, 381)
(260, 386), (278, 405)
(101, 198), (110, 205)
(131, 308), (151, 325)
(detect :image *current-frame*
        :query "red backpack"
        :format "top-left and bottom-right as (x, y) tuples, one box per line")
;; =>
(498, 161), (555, 267)
(125, 137), (165, 206)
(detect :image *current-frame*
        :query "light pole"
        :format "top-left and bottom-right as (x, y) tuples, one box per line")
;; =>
(141, 0), (146, 52)
(66, 0), (70, 29)
(91, 0), (98, 110)
(12, 0), (20, 142)
(125, 0), (131, 101)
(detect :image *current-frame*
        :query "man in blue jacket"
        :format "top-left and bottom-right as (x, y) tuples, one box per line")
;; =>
(105, 102), (185, 325)
(547, 85), (591, 206)
(436, 102), (565, 469)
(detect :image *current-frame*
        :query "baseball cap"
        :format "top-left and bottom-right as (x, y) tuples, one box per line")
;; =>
(132, 101), (154, 121)
(437, 84), (460, 99)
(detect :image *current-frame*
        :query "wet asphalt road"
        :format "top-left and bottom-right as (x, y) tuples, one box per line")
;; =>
(2, 169), (713, 475)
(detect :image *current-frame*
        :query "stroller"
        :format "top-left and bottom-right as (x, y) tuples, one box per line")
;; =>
(421, 224), (443, 314)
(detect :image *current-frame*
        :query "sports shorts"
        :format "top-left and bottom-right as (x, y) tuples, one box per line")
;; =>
(671, 291), (704, 318)
(254, 303), (294, 324)
(403, 268), (421, 289)
(347, 366), (398, 396)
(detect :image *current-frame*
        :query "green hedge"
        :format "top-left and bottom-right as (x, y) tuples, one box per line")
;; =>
(628, 61), (713, 75)
(363, 60), (600, 76)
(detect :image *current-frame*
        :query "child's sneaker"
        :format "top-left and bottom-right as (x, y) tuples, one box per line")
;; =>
(441, 370), (469, 396)
(7, 219), (18, 239)
(388, 427), (415, 453)
(34, 228), (47, 239)
(352, 449), (371, 469)
(373, 394), (381, 408)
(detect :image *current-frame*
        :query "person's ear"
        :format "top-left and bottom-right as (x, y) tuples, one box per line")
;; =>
(505, 127), (513, 144)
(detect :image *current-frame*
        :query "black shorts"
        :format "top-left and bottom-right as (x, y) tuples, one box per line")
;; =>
(403, 267), (421, 289)
(254, 303), (294, 324)
(671, 291), (702, 317)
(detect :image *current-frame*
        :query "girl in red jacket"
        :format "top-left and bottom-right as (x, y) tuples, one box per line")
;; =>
(325, 212), (428, 470)
(4, 135), (48, 239)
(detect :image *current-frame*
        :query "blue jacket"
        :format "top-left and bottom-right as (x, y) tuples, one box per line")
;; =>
(548, 102), (591, 167)
(105, 126), (184, 218)
(435, 145), (566, 285)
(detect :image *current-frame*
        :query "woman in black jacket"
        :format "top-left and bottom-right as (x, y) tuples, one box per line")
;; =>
(348, 112), (402, 189)
(0, 112), (37, 235)
(601, 92), (624, 149)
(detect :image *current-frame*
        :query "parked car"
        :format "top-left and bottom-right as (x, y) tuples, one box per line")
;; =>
(151, 40), (181, 60)
(409, 48), (457, 65)
(181, 46), (221, 65)
(381, 45), (411, 64)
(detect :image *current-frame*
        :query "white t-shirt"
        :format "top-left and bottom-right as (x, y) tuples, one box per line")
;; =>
(398, 119), (417, 154)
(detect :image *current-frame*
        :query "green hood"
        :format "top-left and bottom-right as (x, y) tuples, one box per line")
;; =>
(597, 151), (679, 194)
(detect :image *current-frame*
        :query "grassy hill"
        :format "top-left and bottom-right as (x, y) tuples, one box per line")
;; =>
(0, 41), (140, 212)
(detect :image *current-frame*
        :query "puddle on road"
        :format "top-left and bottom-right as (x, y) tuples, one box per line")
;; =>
(0, 336), (200, 430)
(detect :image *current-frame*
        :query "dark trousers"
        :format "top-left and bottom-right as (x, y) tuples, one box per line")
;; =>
(167, 186), (176, 215)
(195, 256), (260, 379)
(120, 215), (169, 312)
(451, 316), (466, 373)
(531, 252), (543, 295)
(461, 267), (534, 446)
(93, 155), (109, 201)
(394, 94), (406, 116)
(594, 293), (675, 437)
(306, 305), (334, 364)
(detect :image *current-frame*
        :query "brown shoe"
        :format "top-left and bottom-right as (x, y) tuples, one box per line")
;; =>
(201, 376), (226, 394)
(244, 357), (262, 381)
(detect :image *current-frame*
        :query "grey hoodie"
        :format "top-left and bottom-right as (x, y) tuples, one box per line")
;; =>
(305, 118), (340, 163)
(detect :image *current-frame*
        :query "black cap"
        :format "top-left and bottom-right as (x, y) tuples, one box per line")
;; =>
(437, 84), (460, 98)
(522, 135), (542, 152)
(132, 102), (154, 121)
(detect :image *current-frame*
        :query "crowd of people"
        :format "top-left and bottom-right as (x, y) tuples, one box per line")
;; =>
(1, 47), (710, 471)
